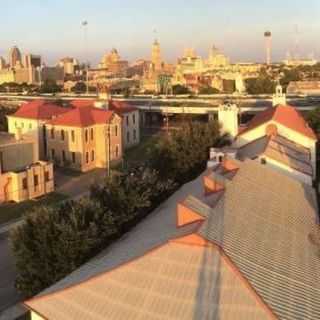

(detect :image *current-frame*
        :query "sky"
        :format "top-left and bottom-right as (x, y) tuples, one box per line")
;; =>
(1, 0), (320, 66)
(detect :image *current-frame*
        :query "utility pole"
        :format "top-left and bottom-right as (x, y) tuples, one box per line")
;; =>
(107, 125), (111, 177)
(81, 20), (89, 95)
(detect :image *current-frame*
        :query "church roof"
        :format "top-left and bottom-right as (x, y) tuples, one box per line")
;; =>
(238, 105), (317, 140)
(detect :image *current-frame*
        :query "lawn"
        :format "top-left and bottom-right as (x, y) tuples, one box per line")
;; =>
(0, 192), (69, 225)
(124, 134), (161, 166)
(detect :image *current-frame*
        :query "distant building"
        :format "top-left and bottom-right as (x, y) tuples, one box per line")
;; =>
(283, 57), (317, 67)
(98, 49), (129, 75)
(0, 57), (6, 70)
(207, 45), (230, 69)
(0, 131), (53, 203)
(9, 46), (22, 68)
(58, 57), (79, 76)
(287, 81), (320, 95)
(151, 39), (162, 72)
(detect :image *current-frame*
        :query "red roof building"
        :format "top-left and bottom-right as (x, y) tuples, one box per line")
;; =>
(48, 106), (114, 128)
(12, 100), (70, 121)
(238, 105), (317, 140)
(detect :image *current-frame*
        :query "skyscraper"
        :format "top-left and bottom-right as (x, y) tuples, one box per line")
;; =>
(151, 39), (162, 72)
(264, 31), (272, 65)
(0, 57), (6, 70)
(9, 46), (22, 68)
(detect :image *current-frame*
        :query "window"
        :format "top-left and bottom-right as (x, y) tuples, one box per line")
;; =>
(127, 132), (130, 143)
(218, 155), (223, 163)
(21, 122), (24, 128)
(51, 128), (55, 139)
(261, 158), (267, 165)
(132, 114), (136, 124)
(61, 130), (65, 141)
(85, 129), (88, 143)
(90, 128), (94, 140)
(29, 123), (32, 130)
(62, 150), (66, 162)
(114, 125), (118, 137)
(34, 175), (39, 187)
(86, 152), (89, 164)
(51, 149), (55, 159)
(126, 116), (129, 126)
(115, 145), (119, 158)
(91, 150), (95, 162)
(45, 171), (50, 182)
(71, 130), (75, 142)
(22, 178), (28, 190)
(133, 129), (136, 141)
(72, 152), (76, 164)
(15, 121), (17, 128)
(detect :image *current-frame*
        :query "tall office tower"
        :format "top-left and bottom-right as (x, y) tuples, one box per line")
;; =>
(24, 54), (41, 69)
(0, 57), (6, 70)
(9, 46), (22, 68)
(264, 31), (272, 65)
(151, 39), (162, 72)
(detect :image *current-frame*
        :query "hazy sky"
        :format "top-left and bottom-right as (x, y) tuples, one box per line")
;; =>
(1, 0), (319, 66)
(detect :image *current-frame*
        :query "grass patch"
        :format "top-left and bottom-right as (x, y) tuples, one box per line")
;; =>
(0, 192), (69, 225)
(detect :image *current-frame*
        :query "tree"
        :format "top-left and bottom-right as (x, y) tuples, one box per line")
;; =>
(172, 84), (191, 95)
(245, 75), (276, 94)
(71, 81), (86, 93)
(150, 120), (221, 184)
(91, 167), (176, 232)
(39, 80), (61, 94)
(305, 108), (320, 133)
(280, 68), (302, 91)
(198, 86), (220, 94)
(11, 199), (117, 297)
(11, 167), (175, 297)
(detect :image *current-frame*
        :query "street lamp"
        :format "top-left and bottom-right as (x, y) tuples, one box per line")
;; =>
(81, 20), (89, 95)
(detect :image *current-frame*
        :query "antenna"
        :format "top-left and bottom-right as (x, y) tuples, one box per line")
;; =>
(294, 24), (300, 59)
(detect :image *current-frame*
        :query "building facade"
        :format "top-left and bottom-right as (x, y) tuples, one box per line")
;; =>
(0, 131), (53, 203)
(45, 106), (123, 172)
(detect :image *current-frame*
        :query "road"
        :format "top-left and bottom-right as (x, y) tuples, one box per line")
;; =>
(0, 234), (22, 313)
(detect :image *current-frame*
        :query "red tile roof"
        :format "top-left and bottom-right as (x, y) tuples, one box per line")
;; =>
(70, 99), (137, 114)
(12, 100), (69, 120)
(48, 106), (114, 127)
(239, 105), (317, 140)
(108, 100), (138, 114)
(70, 99), (95, 108)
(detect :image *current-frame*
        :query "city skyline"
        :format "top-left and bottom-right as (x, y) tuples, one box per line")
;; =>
(1, 0), (320, 65)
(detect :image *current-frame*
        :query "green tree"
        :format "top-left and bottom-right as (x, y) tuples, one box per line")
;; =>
(245, 74), (276, 94)
(305, 107), (320, 133)
(71, 81), (86, 93)
(280, 68), (302, 91)
(198, 86), (220, 94)
(11, 199), (117, 297)
(150, 120), (221, 184)
(172, 84), (191, 95)
(39, 80), (61, 94)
